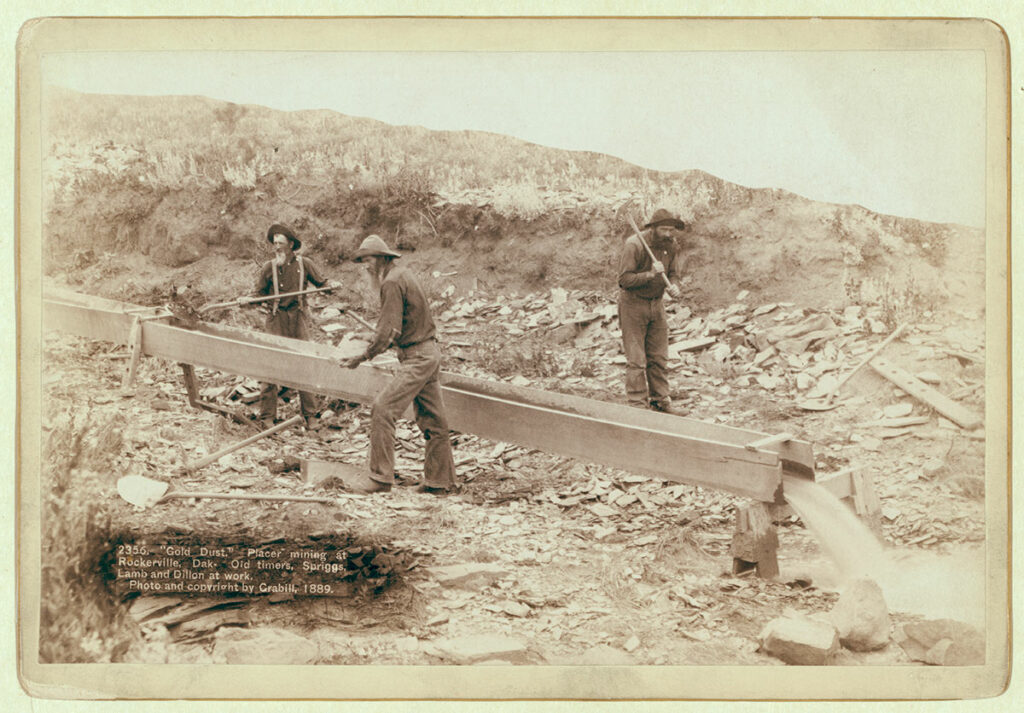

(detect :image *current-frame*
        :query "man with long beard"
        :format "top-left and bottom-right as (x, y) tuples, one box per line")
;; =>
(617, 208), (686, 414)
(254, 223), (332, 430)
(341, 235), (456, 495)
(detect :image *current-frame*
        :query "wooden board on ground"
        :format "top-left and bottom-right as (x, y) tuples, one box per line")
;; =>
(301, 459), (367, 490)
(870, 358), (983, 430)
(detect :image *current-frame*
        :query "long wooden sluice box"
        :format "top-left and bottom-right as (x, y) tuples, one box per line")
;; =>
(43, 288), (881, 578)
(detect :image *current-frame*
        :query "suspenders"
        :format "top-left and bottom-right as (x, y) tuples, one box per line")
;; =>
(270, 256), (306, 315)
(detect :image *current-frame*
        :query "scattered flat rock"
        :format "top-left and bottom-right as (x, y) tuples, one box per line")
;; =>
(829, 578), (891, 651)
(212, 627), (318, 664)
(922, 458), (946, 478)
(426, 563), (510, 590)
(759, 614), (840, 665)
(883, 402), (914, 418)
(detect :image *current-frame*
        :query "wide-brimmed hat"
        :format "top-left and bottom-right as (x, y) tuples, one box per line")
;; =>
(267, 223), (301, 250)
(352, 234), (402, 262)
(643, 209), (686, 230)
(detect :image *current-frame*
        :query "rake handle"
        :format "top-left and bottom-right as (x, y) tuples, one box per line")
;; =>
(200, 285), (339, 314)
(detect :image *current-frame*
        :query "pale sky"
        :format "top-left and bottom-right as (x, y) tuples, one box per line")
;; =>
(44, 50), (987, 227)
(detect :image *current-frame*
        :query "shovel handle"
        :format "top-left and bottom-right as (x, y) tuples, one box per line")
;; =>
(163, 492), (332, 504)
(823, 323), (907, 403)
(339, 309), (376, 332)
(200, 285), (339, 314)
(186, 415), (304, 472)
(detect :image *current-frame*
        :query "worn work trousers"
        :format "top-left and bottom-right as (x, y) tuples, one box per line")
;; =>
(618, 291), (671, 407)
(368, 339), (456, 489)
(258, 308), (318, 420)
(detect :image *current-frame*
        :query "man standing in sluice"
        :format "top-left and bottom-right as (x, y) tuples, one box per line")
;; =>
(254, 223), (331, 431)
(617, 208), (686, 414)
(341, 235), (457, 496)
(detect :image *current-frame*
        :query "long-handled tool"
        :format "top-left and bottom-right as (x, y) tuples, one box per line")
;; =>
(184, 414), (304, 473)
(199, 285), (339, 315)
(626, 214), (674, 294)
(798, 323), (908, 411)
(338, 307), (375, 332)
(116, 474), (332, 509)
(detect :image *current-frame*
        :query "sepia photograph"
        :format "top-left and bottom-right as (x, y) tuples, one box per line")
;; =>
(16, 15), (1009, 700)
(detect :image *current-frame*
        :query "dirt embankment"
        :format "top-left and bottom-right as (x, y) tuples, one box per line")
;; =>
(42, 89), (984, 316)
(46, 167), (984, 326)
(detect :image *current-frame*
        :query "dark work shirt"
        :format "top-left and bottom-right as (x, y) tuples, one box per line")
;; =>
(365, 265), (436, 358)
(256, 255), (326, 311)
(617, 234), (677, 300)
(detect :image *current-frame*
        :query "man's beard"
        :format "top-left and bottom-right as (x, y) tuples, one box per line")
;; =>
(366, 263), (383, 292)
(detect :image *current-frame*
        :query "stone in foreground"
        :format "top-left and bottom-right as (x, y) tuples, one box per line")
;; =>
(432, 634), (533, 664)
(895, 619), (985, 666)
(212, 627), (318, 664)
(426, 563), (510, 590)
(829, 577), (891, 651)
(759, 614), (840, 665)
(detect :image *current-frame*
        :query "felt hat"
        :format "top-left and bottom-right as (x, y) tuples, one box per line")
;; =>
(643, 209), (686, 230)
(266, 223), (301, 250)
(352, 234), (402, 261)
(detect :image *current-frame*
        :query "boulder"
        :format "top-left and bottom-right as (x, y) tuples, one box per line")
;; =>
(432, 634), (533, 664)
(212, 627), (318, 665)
(829, 578), (891, 651)
(759, 614), (840, 665)
(895, 619), (985, 666)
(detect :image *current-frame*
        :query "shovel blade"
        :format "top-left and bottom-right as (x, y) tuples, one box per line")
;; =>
(117, 475), (170, 508)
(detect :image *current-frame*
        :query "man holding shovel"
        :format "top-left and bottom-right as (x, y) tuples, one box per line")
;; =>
(253, 223), (333, 431)
(340, 235), (456, 496)
(618, 208), (686, 414)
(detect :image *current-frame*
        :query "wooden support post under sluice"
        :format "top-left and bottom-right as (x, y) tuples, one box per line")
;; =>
(120, 316), (143, 392)
(179, 363), (259, 430)
(850, 469), (883, 535)
(730, 502), (780, 579)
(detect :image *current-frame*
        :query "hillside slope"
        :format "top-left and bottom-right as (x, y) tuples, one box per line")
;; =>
(42, 88), (984, 317)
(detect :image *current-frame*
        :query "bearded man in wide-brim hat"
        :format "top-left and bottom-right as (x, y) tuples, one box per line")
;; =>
(340, 235), (456, 496)
(253, 223), (332, 430)
(617, 208), (686, 414)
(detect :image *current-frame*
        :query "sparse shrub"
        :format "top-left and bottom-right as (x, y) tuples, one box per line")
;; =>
(40, 409), (138, 663)
(490, 181), (546, 220)
(870, 269), (939, 328)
